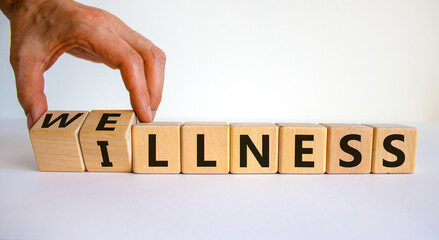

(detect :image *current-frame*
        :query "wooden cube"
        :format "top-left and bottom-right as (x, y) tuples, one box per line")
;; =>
(79, 110), (136, 172)
(181, 122), (229, 174)
(230, 123), (279, 173)
(29, 111), (89, 172)
(132, 122), (182, 173)
(367, 124), (417, 173)
(320, 124), (373, 174)
(277, 123), (327, 174)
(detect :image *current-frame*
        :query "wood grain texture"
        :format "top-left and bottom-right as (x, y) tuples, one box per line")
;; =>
(367, 124), (417, 173)
(230, 123), (279, 173)
(277, 123), (327, 174)
(29, 111), (89, 172)
(79, 110), (136, 172)
(320, 124), (373, 174)
(132, 122), (182, 173)
(181, 122), (229, 174)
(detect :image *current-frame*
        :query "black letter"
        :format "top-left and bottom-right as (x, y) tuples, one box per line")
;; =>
(97, 141), (113, 167)
(240, 135), (269, 168)
(295, 135), (314, 167)
(41, 113), (83, 128)
(197, 134), (216, 167)
(339, 134), (362, 167)
(383, 134), (405, 167)
(96, 113), (121, 131)
(148, 134), (168, 167)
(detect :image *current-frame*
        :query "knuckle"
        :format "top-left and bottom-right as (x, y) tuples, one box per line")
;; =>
(71, 9), (113, 34)
(16, 86), (46, 110)
(16, 87), (31, 104)
(150, 45), (166, 65)
(77, 8), (108, 23)
(9, 47), (26, 69)
(127, 50), (144, 67)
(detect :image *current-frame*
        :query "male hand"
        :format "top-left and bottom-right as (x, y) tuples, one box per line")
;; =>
(0, 0), (166, 129)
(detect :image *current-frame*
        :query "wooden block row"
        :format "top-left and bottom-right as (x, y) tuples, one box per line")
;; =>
(30, 110), (136, 172)
(29, 111), (417, 174)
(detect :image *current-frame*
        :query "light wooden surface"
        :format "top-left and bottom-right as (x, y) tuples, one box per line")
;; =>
(132, 122), (182, 173)
(79, 110), (136, 172)
(181, 122), (229, 174)
(277, 123), (327, 174)
(230, 123), (279, 173)
(29, 111), (89, 172)
(320, 124), (373, 174)
(367, 124), (417, 173)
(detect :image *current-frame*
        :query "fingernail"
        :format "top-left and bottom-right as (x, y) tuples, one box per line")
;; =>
(152, 110), (156, 121)
(26, 113), (33, 130)
(147, 106), (153, 122)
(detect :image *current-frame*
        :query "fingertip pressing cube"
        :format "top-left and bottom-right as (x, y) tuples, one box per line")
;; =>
(29, 111), (89, 172)
(230, 123), (279, 174)
(320, 124), (373, 174)
(181, 122), (229, 174)
(367, 124), (417, 174)
(132, 122), (182, 173)
(79, 110), (136, 172)
(277, 123), (327, 174)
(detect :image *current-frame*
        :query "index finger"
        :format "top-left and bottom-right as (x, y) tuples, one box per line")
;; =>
(118, 28), (166, 119)
(81, 30), (154, 122)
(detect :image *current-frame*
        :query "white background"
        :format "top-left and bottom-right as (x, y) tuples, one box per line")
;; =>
(1, 0), (438, 122)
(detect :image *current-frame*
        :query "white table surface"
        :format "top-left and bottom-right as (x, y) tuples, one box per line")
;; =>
(1, 119), (438, 240)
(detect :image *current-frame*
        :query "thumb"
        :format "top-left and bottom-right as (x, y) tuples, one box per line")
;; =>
(13, 61), (48, 129)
